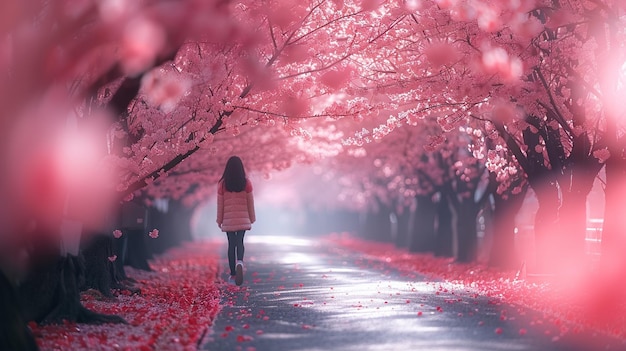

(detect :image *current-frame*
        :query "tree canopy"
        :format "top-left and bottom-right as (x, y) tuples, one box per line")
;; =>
(1, 0), (625, 269)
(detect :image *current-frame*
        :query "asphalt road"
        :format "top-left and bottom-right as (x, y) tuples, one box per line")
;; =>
(199, 235), (625, 351)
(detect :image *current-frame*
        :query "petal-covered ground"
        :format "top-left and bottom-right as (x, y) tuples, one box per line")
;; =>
(29, 233), (626, 350)
(30, 241), (222, 351)
(324, 233), (626, 341)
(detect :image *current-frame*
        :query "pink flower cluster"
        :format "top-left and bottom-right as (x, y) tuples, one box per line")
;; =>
(148, 229), (159, 239)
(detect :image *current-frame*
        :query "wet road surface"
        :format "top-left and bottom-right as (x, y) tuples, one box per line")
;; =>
(200, 235), (625, 351)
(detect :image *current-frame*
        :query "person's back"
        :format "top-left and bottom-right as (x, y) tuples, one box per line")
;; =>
(216, 156), (255, 286)
(218, 179), (254, 232)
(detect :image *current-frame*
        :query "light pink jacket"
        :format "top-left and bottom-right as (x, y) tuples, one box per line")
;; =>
(217, 179), (256, 232)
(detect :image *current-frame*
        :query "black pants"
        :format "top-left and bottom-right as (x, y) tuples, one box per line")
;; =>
(226, 231), (246, 275)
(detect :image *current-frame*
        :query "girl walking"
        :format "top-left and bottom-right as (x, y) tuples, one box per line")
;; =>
(217, 156), (256, 286)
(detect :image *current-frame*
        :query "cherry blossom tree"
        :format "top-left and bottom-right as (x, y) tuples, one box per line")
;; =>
(101, 0), (626, 325)
(287, 0), (625, 277)
(0, 0), (264, 344)
(331, 1), (624, 274)
(2, 0), (626, 348)
(1, 2), (423, 341)
(461, 1), (626, 278)
(301, 1), (535, 265)
(1, 0), (242, 268)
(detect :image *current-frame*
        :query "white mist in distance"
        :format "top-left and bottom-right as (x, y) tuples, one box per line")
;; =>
(192, 164), (339, 240)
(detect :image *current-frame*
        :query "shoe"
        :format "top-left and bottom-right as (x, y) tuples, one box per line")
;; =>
(228, 275), (236, 285)
(235, 261), (244, 286)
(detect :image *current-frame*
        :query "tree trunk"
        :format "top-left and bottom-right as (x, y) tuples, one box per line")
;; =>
(556, 120), (604, 272)
(455, 202), (480, 263)
(303, 208), (320, 235)
(125, 229), (153, 271)
(1, 271), (38, 351)
(146, 206), (168, 255)
(170, 201), (195, 243)
(113, 233), (130, 281)
(601, 155), (626, 276)
(81, 234), (114, 297)
(489, 188), (526, 269)
(362, 207), (392, 242)
(558, 181), (592, 273)
(581, 143), (626, 327)
(530, 182), (560, 273)
(333, 209), (360, 235)
(19, 255), (126, 325)
(434, 192), (454, 257)
(117, 198), (151, 273)
(394, 207), (411, 249)
(409, 194), (436, 253)
(145, 200), (195, 255)
(17, 224), (125, 325)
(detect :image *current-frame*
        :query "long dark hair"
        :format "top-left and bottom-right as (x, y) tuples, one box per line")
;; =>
(220, 156), (247, 192)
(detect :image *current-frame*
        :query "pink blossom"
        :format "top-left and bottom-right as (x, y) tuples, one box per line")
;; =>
(483, 48), (509, 73)
(360, 0), (383, 11)
(424, 43), (460, 68)
(120, 17), (166, 75)
(282, 96), (309, 117)
(450, 4), (476, 21)
(320, 68), (352, 90)
(282, 44), (309, 64)
(477, 7), (501, 32)
(435, 0), (457, 9)
(98, 0), (140, 23)
(403, 0), (422, 12)
(510, 15), (544, 40)
(268, 1), (305, 29)
(148, 229), (159, 239)
(141, 71), (191, 113)
(593, 148), (610, 163)
(491, 102), (519, 123)
(545, 8), (575, 30)
(482, 48), (523, 81)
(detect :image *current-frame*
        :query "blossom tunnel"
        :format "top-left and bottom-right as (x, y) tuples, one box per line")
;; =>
(0, 0), (626, 350)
